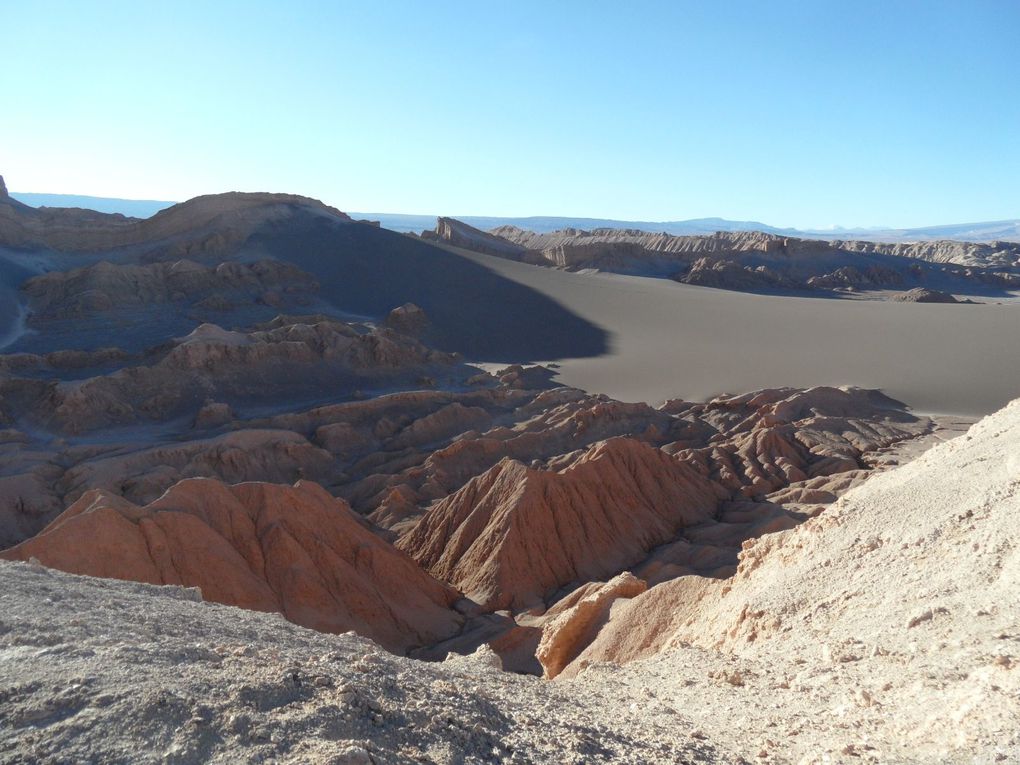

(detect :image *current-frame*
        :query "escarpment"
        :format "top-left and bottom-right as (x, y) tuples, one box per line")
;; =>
(425, 218), (1020, 296)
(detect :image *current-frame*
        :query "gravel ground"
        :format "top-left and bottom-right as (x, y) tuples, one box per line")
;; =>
(0, 560), (729, 765)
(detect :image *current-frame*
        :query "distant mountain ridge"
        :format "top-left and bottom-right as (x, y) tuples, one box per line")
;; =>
(11, 192), (175, 219)
(9, 190), (1019, 242)
(360, 213), (1020, 242)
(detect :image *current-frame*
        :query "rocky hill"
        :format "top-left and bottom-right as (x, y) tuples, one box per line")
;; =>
(0, 174), (608, 361)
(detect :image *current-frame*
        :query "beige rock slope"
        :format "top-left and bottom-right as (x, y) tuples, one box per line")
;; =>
(559, 398), (1020, 762)
(0, 478), (463, 653)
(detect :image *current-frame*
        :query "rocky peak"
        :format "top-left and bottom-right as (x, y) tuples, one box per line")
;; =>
(0, 175), (8, 198)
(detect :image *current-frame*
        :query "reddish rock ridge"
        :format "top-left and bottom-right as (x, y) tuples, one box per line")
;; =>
(0, 478), (462, 653)
(397, 437), (719, 611)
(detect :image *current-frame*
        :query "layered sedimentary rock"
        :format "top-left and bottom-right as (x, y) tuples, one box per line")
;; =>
(489, 224), (1020, 270)
(425, 219), (1020, 295)
(0, 478), (462, 653)
(4, 316), (457, 434)
(420, 217), (528, 259)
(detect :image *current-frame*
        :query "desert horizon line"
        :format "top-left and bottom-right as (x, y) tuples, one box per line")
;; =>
(7, 184), (1020, 236)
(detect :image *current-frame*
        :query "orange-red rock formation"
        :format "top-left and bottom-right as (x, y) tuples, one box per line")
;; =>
(0, 478), (462, 653)
(397, 437), (719, 611)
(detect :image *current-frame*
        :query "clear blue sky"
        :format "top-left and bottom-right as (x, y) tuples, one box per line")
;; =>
(2, 0), (1018, 228)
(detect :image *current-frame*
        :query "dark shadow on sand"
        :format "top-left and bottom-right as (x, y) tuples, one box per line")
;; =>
(249, 214), (610, 361)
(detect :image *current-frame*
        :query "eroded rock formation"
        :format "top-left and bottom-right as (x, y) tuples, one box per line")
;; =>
(4, 315), (459, 434)
(892, 287), (961, 303)
(0, 478), (462, 653)
(23, 258), (318, 320)
(425, 219), (1020, 296)
(398, 437), (719, 610)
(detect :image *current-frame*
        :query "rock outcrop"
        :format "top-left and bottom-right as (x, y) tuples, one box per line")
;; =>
(0, 478), (462, 653)
(805, 264), (903, 290)
(535, 572), (647, 678)
(384, 302), (430, 336)
(397, 437), (721, 611)
(892, 286), (960, 303)
(421, 217), (528, 259)
(23, 258), (318, 320)
(7, 316), (459, 434)
(677, 257), (797, 291)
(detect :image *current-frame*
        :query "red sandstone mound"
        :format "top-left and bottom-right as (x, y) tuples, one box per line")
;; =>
(0, 478), (462, 653)
(397, 437), (719, 611)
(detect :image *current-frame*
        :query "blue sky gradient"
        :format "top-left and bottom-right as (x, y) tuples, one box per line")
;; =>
(2, 0), (1018, 227)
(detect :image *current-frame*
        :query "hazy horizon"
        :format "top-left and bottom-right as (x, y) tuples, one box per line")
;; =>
(3, 1), (1019, 229)
(8, 189), (1018, 236)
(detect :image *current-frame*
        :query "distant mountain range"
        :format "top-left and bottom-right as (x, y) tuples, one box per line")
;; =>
(354, 213), (1020, 243)
(10, 191), (1019, 242)
(11, 192), (176, 219)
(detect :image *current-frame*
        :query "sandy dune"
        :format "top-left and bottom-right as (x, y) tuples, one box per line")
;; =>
(451, 248), (1020, 416)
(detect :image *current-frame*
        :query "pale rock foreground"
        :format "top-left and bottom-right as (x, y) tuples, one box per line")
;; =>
(0, 561), (725, 764)
(568, 398), (1020, 763)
